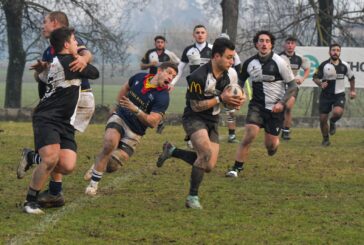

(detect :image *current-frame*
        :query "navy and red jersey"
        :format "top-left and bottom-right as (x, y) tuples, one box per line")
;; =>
(115, 73), (170, 135)
(42, 36), (91, 90)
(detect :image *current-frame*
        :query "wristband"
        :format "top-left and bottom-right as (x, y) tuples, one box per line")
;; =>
(215, 96), (220, 104)
(134, 107), (141, 115)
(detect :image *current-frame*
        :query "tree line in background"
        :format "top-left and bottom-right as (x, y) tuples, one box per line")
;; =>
(0, 0), (363, 113)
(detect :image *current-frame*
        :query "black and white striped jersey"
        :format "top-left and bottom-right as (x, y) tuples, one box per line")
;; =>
(183, 61), (238, 122)
(313, 59), (354, 95)
(141, 48), (180, 74)
(181, 42), (213, 74)
(34, 54), (99, 125)
(240, 52), (295, 110)
(279, 52), (310, 77)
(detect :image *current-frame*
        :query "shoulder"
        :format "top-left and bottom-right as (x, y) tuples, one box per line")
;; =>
(191, 63), (208, 77)
(227, 67), (238, 83)
(183, 44), (195, 52)
(340, 60), (351, 69)
(207, 43), (213, 50)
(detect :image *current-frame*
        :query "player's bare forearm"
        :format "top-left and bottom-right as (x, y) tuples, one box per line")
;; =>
(190, 98), (218, 112)
(137, 112), (162, 128)
(303, 68), (310, 80)
(349, 79), (355, 91)
(313, 78), (321, 87)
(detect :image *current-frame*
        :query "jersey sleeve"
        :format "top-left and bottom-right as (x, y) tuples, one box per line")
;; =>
(343, 61), (355, 80)
(277, 56), (295, 83)
(239, 60), (249, 87)
(141, 50), (150, 64)
(181, 47), (189, 63)
(128, 74), (138, 87)
(313, 62), (324, 80)
(300, 54), (310, 70)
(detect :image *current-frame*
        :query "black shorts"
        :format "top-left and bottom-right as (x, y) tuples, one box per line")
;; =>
(33, 117), (77, 152)
(246, 103), (284, 136)
(319, 92), (346, 114)
(182, 116), (219, 143)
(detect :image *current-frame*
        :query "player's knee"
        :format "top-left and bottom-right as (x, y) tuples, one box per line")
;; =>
(194, 149), (212, 171)
(59, 162), (76, 175)
(41, 154), (59, 171)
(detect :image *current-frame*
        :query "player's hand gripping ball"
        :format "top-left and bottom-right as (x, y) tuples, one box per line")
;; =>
(222, 84), (245, 110)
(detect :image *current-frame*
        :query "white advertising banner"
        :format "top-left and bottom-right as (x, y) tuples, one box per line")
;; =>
(295, 46), (364, 88)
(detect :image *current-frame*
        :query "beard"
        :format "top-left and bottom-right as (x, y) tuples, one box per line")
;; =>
(330, 55), (339, 61)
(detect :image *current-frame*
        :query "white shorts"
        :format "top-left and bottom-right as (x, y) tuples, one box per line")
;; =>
(73, 91), (95, 133)
(106, 114), (142, 153)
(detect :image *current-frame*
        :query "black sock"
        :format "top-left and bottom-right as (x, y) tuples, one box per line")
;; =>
(323, 135), (329, 141)
(172, 148), (197, 166)
(27, 151), (41, 165)
(49, 180), (62, 196)
(189, 166), (204, 196)
(233, 161), (244, 171)
(229, 129), (235, 135)
(26, 187), (39, 202)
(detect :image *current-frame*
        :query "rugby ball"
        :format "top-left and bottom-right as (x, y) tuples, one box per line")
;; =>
(222, 84), (244, 110)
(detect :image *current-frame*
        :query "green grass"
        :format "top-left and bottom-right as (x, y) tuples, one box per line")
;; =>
(0, 122), (363, 244)
(2, 82), (364, 117)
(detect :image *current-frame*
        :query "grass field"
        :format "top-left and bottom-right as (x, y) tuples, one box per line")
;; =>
(1, 83), (364, 117)
(0, 122), (363, 244)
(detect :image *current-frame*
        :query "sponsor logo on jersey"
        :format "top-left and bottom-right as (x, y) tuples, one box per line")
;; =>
(189, 81), (202, 94)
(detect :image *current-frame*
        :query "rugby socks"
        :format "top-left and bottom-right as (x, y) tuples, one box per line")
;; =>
(26, 187), (39, 202)
(283, 127), (290, 132)
(26, 151), (41, 166)
(172, 148), (197, 166)
(49, 180), (62, 196)
(90, 169), (103, 186)
(232, 161), (244, 172)
(189, 166), (204, 196)
(229, 129), (235, 136)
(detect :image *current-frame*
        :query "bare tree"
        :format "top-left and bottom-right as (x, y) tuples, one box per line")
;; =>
(1, 0), (26, 108)
(221, 0), (239, 43)
(0, 0), (147, 108)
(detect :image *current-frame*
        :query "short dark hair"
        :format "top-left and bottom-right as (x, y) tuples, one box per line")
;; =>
(159, 61), (178, 74)
(50, 27), (75, 53)
(329, 43), (341, 50)
(193, 24), (206, 32)
(212, 38), (235, 58)
(48, 11), (69, 27)
(285, 36), (297, 42)
(154, 35), (166, 42)
(253, 30), (276, 49)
